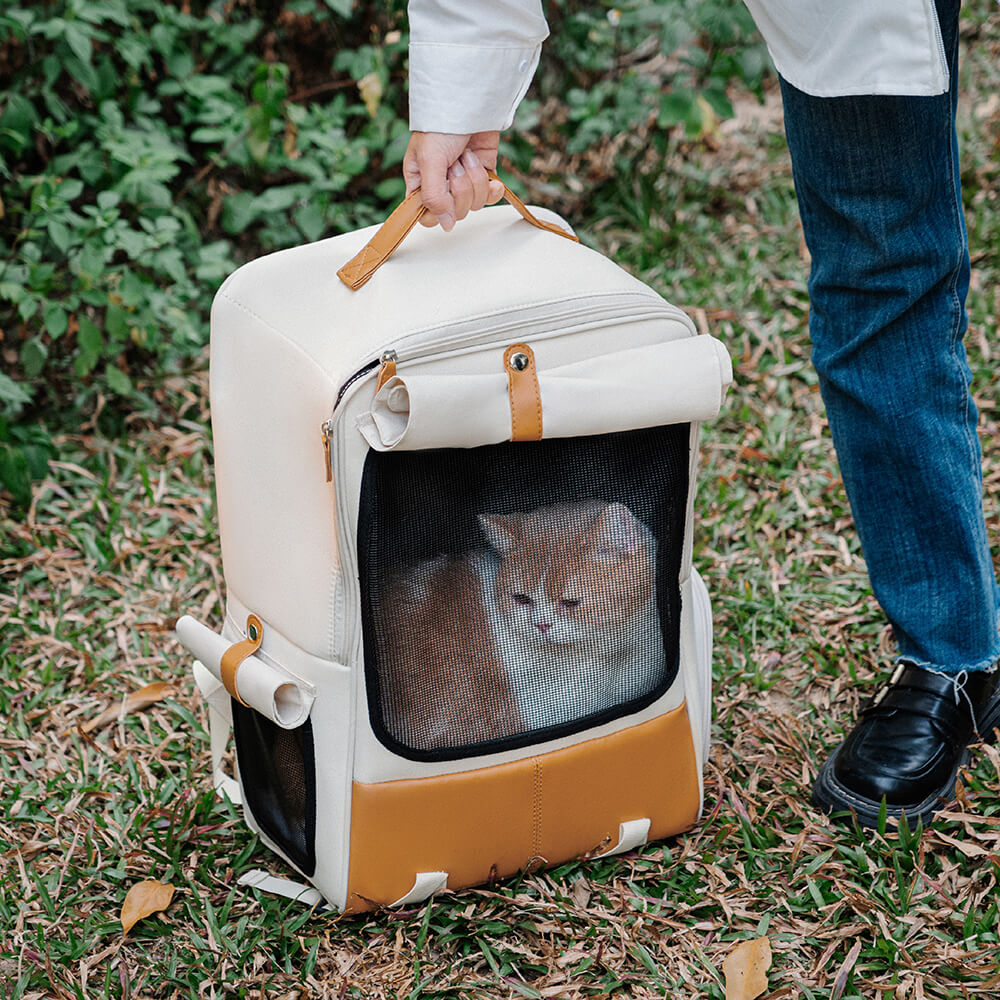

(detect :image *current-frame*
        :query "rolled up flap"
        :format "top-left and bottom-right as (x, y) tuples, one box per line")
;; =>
(176, 615), (315, 729)
(357, 335), (732, 452)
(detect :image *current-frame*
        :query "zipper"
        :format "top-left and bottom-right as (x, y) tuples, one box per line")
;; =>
(330, 294), (685, 422)
(322, 350), (398, 480)
(374, 349), (398, 392)
(929, 3), (948, 87)
(320, 418), (334, 483)
(333, 358), (379, 410)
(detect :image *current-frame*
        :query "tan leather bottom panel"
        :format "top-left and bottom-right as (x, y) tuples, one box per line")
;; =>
(344, 704), (700, 912)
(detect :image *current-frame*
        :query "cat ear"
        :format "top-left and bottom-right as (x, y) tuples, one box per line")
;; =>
(595, 502), (644, 556)
(479, 513), (517, 553)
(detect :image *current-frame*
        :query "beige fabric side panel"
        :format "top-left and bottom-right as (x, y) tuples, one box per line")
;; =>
(210, 294), (342, 660)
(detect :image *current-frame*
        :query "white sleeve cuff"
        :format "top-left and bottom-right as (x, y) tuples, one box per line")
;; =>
(408, 42), (542, 133)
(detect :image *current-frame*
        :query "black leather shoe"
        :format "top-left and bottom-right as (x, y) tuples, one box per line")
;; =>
(812, 662), (1000, 829)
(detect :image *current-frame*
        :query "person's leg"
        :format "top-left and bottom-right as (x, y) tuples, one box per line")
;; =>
(778, 0), (1000, 826)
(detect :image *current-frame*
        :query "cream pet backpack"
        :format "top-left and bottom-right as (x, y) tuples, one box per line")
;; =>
(176, 181), (732, 914)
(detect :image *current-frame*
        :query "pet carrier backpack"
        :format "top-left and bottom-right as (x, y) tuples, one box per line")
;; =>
(176, 180), (732, 914)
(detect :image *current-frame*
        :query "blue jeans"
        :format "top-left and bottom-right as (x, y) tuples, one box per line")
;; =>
(778, 0), (1000, 674)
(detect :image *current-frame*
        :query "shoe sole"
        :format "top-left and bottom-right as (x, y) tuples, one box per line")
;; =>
(812, 689), (1000, 831)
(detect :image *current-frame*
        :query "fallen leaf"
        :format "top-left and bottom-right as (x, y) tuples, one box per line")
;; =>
(830, 939), (862, 1000)
(82, 682), (175, 733)
(933, 829), (990, 858)
(723, 937), (772, 1000)
(358, 72), (383, 118)
(121, 879), (175, 936)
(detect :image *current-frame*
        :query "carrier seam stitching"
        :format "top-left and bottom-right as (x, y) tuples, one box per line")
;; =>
(532, 759), (543, 858)
(509, 376), (519, 439)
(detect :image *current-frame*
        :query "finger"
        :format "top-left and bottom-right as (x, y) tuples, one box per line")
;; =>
(418, 156), (456, 231)
(403, 155), (421, 198)
(448, 160), (474, 221)
(486, 178), (505, 205)
(461, 151), (490, 212)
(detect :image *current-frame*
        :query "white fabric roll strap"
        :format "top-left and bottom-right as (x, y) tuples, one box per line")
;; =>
(357, 335), (733, 452)
(176, 615), (315, 730)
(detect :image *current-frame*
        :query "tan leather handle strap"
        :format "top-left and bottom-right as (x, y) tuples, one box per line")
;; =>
(337, 170), (579, 290)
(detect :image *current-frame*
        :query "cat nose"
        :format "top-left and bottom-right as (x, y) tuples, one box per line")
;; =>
(536, 622), (552, 634)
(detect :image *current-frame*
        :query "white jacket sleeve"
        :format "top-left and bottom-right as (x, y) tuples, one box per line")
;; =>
(742, 0), (948, 97)
(408, 0), (548, 134)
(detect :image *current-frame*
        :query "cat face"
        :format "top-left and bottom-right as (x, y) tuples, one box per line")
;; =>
(478, 501), (656, 648)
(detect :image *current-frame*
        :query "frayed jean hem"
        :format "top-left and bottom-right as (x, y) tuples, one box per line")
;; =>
(895, 650), (1000, 675)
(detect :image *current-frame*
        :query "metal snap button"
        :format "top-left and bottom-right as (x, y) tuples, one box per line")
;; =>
(510, 352), (530, 371)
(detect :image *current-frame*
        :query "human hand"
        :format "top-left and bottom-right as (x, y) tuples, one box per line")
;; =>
(402, 131), (504, 231)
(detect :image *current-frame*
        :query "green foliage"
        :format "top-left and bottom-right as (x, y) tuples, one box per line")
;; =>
(538, 0), (768, 153)
(0, 0), (412, 503)
(0, 0), (765, 508)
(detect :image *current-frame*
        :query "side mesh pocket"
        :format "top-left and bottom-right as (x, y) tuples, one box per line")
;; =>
(232, 703), (317, 876)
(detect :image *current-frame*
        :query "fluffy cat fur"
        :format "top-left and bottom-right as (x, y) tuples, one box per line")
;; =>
(376, 500), (664, 750)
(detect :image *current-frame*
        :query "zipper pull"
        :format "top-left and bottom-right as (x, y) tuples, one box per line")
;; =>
(375, 349), (398, 393)
(320, 419), (333, 483)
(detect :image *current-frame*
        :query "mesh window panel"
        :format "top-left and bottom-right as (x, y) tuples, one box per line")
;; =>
(232, 703), (317, 876)
(358, 424), (691, 761)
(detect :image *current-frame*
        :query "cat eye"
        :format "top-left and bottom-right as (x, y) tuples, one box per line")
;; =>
(559, 598), (581, 609)
(512, 593), (533, 606)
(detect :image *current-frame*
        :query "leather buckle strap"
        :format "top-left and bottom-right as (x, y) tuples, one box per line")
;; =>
(219, 614), (263, 707)
(504, 342), (543, 442)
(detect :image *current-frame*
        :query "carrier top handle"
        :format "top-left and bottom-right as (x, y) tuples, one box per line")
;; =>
(337, 170), (579, 290)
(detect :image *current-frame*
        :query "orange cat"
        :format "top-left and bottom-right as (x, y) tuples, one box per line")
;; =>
(375, 500), (664, 751)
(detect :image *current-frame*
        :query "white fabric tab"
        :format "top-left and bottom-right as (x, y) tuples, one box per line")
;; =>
(238, 869), (324, 908)
(593, 818), (651, 859)
(389, 871), (449, 907)
(178, 616), (315, 729)
(192, 660), (242, 806)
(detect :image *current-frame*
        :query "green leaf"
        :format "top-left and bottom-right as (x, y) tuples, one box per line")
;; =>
(77, 239), (108, 279)
(0, 442), (32, 507)
(253, 186), (302, 213)
(65, 55), (100, 92)
(0, 372), (33, 409)
(20, 441), (52, 480)
(105, 304), (129, 343)
(222, 192), (258, 235)
(375, 177), (405, 203)
(658, 87), (696, 128)
(702, 87), (734, 121)
(105, 364), (133, 397)
(44, 303), (68, 338)
(119, 270), (149, 308)
(323, 0), (354, 18)
(76, 315), (103, 375)
(0, 93), (38, 154)
(294, 201), (327, 243)
(246, 105), (273, 163)
(21, 338), (48, 379)
(64, 22), (93, 64)
(47, 219), (73, 253)
(96, 190), (120, 211)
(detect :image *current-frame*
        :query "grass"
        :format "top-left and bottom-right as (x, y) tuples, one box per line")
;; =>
(2, 10), (1000, 1000)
